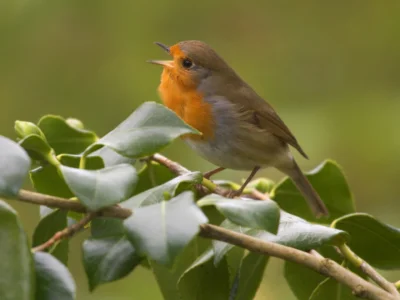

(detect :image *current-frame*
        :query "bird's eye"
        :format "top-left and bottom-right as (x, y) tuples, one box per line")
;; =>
(182, 58), (193, 69)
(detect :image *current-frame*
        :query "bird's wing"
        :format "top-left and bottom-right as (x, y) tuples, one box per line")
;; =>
(230, 84), (309, 159)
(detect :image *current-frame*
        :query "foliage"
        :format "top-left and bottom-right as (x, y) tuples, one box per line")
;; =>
(0, 101), (399, 300)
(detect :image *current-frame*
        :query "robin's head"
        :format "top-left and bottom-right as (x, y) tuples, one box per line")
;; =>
(148, 40), (233, 88)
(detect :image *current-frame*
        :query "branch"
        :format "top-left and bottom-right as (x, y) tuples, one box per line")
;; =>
(151, 153), (270, 200)
(32, 212), (97, 252)
(13, 189), (398, 300)
(200, 224), (397, 300)
(18, 189), (132, 219)
(339, 244), (399, 296)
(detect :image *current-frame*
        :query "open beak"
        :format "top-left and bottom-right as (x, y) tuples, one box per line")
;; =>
(147, 42), (174, 67)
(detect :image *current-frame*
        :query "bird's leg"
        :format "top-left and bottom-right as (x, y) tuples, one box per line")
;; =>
(225, 166), (261, 198)
(203, 167), (226, 179)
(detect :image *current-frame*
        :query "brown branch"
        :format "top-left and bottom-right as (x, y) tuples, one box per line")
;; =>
(361, 262), (399, 296)
(14, 188), (398, 300)
(18, 190), (132, 219)
(338, 244), (399, 296)
(152, 153), (271, 200)
(32, 212), (98, 252)
(199, 224), (397, 300)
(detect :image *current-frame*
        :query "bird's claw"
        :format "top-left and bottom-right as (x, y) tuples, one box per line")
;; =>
(222, 189), (242, 199)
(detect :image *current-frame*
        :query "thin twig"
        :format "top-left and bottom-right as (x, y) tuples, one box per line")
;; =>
(32, 212), (98, 252)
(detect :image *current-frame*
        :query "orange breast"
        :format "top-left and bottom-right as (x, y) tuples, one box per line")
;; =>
(158, 69), (215, 141)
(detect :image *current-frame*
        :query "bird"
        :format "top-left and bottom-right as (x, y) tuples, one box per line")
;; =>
(148, 40), (329, 217)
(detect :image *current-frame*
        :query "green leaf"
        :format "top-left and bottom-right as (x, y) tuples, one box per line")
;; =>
(91, 102), (199, 158)
(61, 163), (137, 211)
(178, 248), (230, 300)
(263, 211), (348, 249)
(150, 208), (221, 300)
(285, 260), (325, 300)
(233, 252), (269, 300)
(132, 161), (175, 195)
(0, 136), (31, 197)
(15, 121), (46, 139)
(88, 147), (135, 167)
(18, 134), (55, 162)
(212, 220), (258, 265)
(309, 277), (357, 300)
(0, 200), (34, 300)
(38, 115), (98, 154)
(284, 246), (364, 300)
(30, 165), (73, 198)
(83, 218), (142, 291)
(32, 209), (68, 265)
(246, 178), (275, 193)
(332, 213), (400, 269)
(58, 153), (104, 170)
(121, 172), (202, 209)
(272, 160), (355, 222)
(198, 194), (280, 233)
(124, 191), (208, 266)
(213, 212), (347, 266)
(34, 252), (75, 300)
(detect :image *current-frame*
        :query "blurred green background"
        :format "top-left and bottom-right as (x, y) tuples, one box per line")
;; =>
(2, 1), (400, 299)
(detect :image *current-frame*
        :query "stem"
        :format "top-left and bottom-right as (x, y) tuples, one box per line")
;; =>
(32, 212), (97, 252)
(79, 154), (87, 169)
(338, 244), (363, 267)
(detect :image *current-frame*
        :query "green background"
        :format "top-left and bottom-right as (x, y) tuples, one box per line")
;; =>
(1, 1), (400, 299)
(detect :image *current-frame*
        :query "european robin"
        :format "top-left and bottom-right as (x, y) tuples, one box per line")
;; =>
(148, 40), (328, 217)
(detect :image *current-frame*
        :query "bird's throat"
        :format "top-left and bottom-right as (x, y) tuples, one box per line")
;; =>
(158, 69), (215, 141)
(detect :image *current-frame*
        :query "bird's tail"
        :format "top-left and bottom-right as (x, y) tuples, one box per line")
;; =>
(279, 161), (329, 218)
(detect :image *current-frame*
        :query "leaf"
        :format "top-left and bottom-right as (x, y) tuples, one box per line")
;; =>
(32, 209), (69, 265)
(0, 200), (34, 300)
(212, 220), (258, 265)
(132, 162), (175, 195)
(213, 212), (347, 266)
(18, 134), (54, 162)
(30, 165), (73, 198)
(285, 260), (326, 300)
(124, 191), (208, 266)
(83, 218), (142, 291)
(198, 194), (280, 233)
(284, 246), (364, 300)
(332, 213), (400, 269)
(15, 121), (46, 139)
(309, 277), (357, 300)
(150, 208), (220, 300)
(177, 248), (230, 300)
(246, 178), (275, 193)
(61, 163), (137, 211)
(58, 154), (104, 170)
(88, 146), (135, 167)
(272, 160), (355, 222)
(0, 136), (31, 197)
(233, 252), (268, 300)
(121, 172), (202, 209)
(91, 102), (199, 158)
(38, 115), (98, 154)
(262, 211), (349, 250)
(34, 252), (75, 300)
